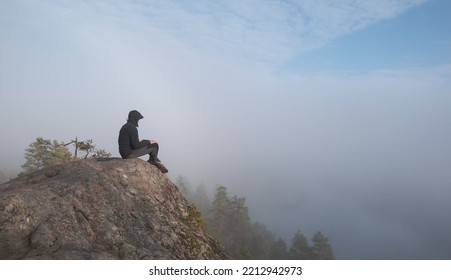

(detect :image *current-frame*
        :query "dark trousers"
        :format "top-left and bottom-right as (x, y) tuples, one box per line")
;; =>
(126, 143), (159, 162)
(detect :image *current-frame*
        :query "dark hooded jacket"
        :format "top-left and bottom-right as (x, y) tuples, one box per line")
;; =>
(118, 110), (148, 158)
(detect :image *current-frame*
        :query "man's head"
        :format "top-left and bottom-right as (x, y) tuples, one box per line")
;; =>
(128, 110), (144, 127)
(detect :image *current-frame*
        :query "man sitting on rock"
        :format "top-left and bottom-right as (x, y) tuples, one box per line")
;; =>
(118, 110), (168, 173)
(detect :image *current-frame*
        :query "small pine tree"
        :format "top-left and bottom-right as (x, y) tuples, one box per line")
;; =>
(90, 148), (112, 158)
(228, 195), (253, 259)
(289, 230), (313, 260)
(311, 231), (335, 260)
(270, 238), (290, 260)
(63, 137), (111, 159)
(208, 186), (231, 248)
(21, 137), (72, 174)
(249, 222), (276, 259)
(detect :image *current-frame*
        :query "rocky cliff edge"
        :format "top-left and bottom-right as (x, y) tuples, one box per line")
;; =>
(0, 158), (226, 260)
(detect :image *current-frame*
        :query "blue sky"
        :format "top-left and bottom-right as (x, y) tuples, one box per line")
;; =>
(1, 0), (451, 259)
(287, 0), (451, 73)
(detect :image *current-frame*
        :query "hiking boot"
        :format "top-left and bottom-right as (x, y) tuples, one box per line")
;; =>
(154, 162), (168, 174)
(147, 159), (168, 173)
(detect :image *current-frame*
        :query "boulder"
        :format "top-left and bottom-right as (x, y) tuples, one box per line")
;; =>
(0, 158), (227, 259)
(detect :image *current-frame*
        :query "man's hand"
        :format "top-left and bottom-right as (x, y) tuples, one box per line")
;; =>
(150, 139), (158, 144)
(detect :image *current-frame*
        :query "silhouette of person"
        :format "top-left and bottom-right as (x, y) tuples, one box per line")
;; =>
(118, 110), (168, 173)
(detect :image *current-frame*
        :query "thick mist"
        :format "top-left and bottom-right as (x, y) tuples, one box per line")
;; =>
(1, 0), (450, 259)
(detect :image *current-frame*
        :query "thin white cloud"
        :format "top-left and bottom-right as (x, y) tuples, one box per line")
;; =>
(29, 0), (428, 65)
(0, 0), (449, 259)
(78, 0), (428, 64)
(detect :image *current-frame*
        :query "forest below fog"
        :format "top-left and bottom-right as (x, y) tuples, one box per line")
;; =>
(176, 176), (335, 260)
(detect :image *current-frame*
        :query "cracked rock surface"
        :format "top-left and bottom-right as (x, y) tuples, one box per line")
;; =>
(0, 158), (226, 260)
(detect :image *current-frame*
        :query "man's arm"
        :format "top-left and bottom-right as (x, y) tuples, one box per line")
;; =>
(129, 126), (148, 149)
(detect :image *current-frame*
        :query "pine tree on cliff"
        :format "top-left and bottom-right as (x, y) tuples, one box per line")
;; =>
(21, 137), (111, 175)
(21, 137), (72, 174)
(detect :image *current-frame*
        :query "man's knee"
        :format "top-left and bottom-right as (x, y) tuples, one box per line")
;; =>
(147, 142), (159, 149)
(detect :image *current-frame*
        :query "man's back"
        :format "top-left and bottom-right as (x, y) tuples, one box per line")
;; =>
(118, 121), (138, 158)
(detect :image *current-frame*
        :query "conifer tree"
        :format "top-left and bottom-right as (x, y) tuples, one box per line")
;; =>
(270, 238), (290, 260)
(208, 186), (231, 248)
(63, 137), (111, 159)
(250, 222), (276, 259)
(21, 137), (72, 174)
(228, 195), (252, 259)
(311, 231), (335, 260)
(289, 230), (313, 260)
(189, 183), (336, 260)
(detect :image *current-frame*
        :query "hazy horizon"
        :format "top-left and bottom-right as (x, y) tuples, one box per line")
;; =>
(1, 0), (450, 259)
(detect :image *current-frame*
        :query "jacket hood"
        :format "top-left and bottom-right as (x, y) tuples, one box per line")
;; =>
(127, 110), (144, 127)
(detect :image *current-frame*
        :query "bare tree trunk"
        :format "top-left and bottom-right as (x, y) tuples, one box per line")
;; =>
(74, 136), (78, 159)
